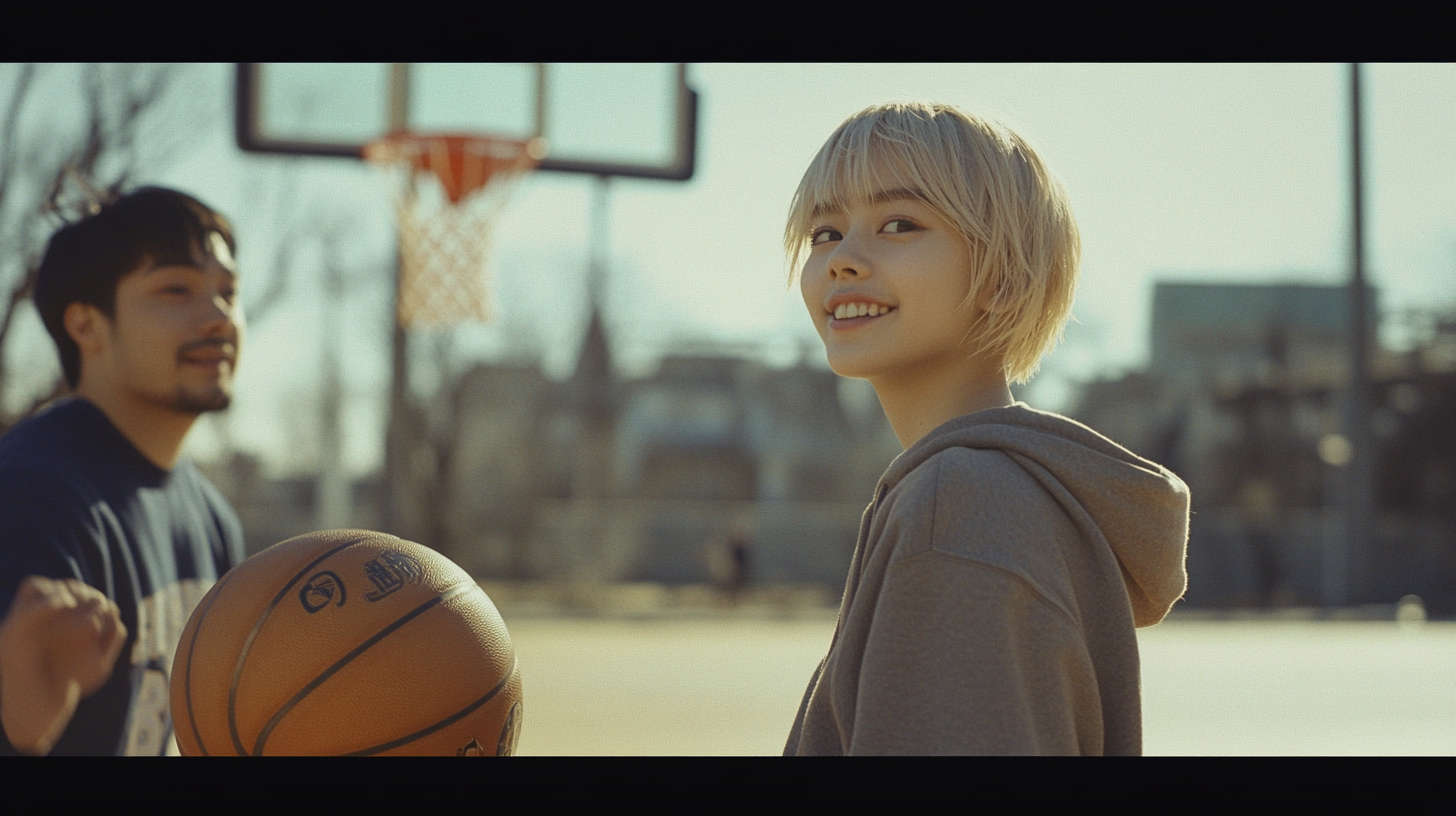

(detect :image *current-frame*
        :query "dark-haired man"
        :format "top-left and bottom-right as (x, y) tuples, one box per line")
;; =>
(0, 187), (246, 755)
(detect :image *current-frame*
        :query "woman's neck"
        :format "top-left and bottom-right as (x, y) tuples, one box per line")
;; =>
(871, 353), (1013, 450)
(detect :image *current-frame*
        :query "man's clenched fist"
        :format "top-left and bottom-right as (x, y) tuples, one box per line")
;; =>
(0, 576), (127, 755)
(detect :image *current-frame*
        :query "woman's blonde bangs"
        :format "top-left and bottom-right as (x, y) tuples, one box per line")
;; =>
(787, 119), (892, 273)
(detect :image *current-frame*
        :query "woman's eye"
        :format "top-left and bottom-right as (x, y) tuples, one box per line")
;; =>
(811, 228), (842, 246)
(882, 219), (918, 234)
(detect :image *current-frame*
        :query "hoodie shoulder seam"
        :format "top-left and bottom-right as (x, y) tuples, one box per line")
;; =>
(886, 548), (1084, 633)
(879, 447), (1081, 627)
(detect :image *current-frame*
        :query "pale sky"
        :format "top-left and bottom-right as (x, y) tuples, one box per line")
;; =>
(73, 63), (1455, 476)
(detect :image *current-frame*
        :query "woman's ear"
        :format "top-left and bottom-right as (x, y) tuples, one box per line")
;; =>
(971, 277), (1005, 315)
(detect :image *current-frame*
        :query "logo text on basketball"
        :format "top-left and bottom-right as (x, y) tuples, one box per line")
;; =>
(300, 571), (347, 613)
(362, 550), (425, 602)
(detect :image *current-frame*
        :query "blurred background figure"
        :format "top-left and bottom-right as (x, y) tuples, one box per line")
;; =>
(704, 525), (753, 607)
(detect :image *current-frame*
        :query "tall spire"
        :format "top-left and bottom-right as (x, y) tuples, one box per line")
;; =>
(573, 304), (615, 422)
(574, 175), (616, 423)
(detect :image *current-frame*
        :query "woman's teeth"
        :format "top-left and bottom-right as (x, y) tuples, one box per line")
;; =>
(833, 302), (893, 320)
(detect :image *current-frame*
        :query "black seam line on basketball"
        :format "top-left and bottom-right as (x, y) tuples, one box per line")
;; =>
(252, 581), (482, 757)
(346, 652), (516, 757)
(183, 570), (242, 757)
(228, 535), (378, 757)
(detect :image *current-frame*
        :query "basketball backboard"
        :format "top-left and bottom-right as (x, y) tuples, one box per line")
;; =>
(236, 63), (697, 181)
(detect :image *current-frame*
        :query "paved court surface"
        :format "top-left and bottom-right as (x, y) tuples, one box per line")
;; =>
(1138, 619), (1456, 755)
(507, 614), (835, 756)
(502, 611), (1456, 755)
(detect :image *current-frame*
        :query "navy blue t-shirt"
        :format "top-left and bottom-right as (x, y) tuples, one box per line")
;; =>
(0, 399), (244, 755)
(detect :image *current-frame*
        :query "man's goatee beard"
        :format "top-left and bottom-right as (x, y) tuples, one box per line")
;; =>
(175, 388), (231, 415)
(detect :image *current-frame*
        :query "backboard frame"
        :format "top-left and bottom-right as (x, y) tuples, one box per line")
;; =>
(235, 63), (698, 181)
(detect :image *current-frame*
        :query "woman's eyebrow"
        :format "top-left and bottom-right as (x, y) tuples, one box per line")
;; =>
(808, 201), (841, 221)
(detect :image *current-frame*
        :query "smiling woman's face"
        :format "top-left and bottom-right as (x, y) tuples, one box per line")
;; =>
(799, 186), (982, 387)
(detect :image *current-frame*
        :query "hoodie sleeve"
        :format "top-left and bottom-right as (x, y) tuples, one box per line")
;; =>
(849, 549), (1103, 755)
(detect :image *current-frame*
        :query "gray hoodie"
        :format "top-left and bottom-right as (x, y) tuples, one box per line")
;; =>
(784, 403), (1190, 755)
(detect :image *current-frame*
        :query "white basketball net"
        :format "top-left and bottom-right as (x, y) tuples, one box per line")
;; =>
(369, 137), (539, 328)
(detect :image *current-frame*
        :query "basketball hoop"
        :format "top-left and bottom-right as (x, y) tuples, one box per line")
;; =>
(364, 133), (547, 328)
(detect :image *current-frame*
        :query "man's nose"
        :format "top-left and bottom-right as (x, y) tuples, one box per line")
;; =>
(200, 293), (239, 336)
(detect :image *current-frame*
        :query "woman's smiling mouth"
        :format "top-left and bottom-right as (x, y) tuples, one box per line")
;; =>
(828, 300), (897, 328)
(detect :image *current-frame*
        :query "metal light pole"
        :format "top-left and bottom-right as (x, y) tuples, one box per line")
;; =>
(384, 63), (412, 537)
(569, 175), (615, 582)
(1339, 62), (1375, 606)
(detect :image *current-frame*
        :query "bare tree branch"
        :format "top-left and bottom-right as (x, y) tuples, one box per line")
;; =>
(0, 63), (209, 428)
(246, 164), (311, 325)
(0, 271), (36, 368)
(0, 64), (37, 221)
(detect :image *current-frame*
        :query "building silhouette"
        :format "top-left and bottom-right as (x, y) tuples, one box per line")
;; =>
(210, 307), (902, 589)
(1073, 282), (1456, 612)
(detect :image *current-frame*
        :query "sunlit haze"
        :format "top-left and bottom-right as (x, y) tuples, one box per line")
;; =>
(103, 64), (1456, 476)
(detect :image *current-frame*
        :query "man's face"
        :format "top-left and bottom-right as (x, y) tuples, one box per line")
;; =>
(102, 232), (244, 415)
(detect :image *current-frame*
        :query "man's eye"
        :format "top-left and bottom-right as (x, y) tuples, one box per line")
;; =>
(882, 219), (918, 234)
(811, 228), (841, 246)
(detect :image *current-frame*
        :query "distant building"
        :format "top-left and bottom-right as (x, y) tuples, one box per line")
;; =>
(1073, 281), (1456, 613)
(284, 305), (905, 588)
(1150, 282), (1375, 391)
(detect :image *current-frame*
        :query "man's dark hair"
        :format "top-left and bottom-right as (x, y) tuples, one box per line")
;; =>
(33, 187), (236, 389)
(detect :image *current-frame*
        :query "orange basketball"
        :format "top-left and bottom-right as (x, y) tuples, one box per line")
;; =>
(170, 530), (522, 756)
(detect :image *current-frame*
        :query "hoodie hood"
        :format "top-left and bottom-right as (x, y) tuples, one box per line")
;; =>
(880, 403), (1190, 626)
